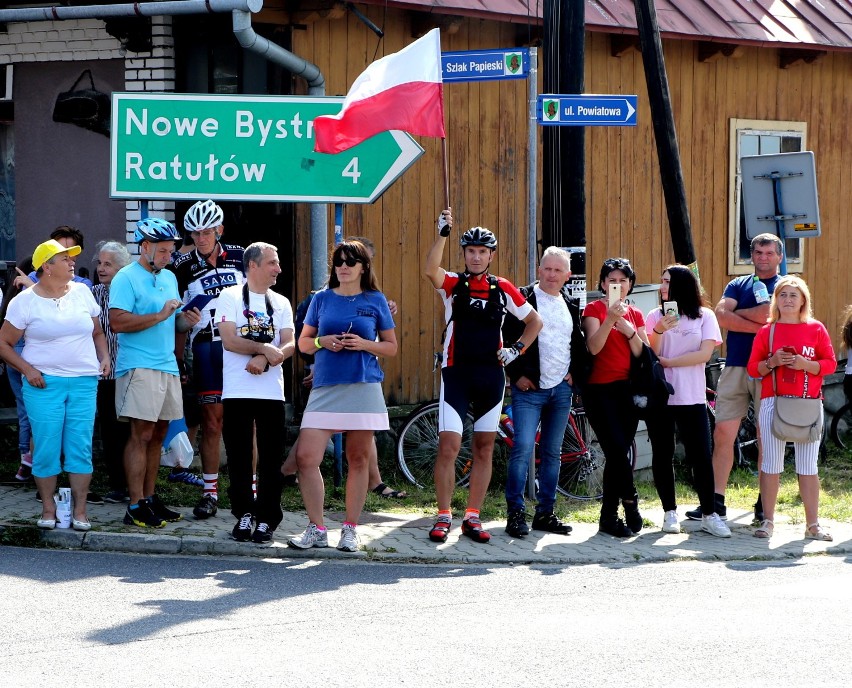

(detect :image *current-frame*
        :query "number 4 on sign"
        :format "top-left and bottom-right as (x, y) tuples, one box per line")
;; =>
(342, 157), (361, 184)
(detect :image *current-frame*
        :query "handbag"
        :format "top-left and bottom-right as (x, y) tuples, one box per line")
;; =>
(768, 324), (824, 443)
(52, 69), (111, 137)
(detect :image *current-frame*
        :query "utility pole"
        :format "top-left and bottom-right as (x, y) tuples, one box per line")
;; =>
(632, 0), (698, 270)
(542, 0), (586, 252)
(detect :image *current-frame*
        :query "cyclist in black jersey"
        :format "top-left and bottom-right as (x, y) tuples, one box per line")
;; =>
(169, 200), (245, 520)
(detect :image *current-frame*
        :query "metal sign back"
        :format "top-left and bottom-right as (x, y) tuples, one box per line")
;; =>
(741, 151), (821, 239)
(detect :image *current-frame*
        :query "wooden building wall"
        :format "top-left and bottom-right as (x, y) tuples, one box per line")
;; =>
(287, 9), (852, 405)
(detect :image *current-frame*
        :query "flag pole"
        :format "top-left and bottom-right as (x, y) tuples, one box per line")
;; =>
(441, 137), (450, 208)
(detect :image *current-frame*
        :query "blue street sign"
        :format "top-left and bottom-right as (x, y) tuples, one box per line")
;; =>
(537, 94), (638, 126)
(441, 48), (529, 82)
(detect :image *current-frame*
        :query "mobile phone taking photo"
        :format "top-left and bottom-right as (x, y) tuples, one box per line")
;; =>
(608, 283), (621, 307)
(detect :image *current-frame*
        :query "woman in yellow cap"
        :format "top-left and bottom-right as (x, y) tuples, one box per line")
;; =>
(0, 239), (109, 530)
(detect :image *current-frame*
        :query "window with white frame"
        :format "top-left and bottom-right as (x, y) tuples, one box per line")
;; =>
(728, 119), (807, 274)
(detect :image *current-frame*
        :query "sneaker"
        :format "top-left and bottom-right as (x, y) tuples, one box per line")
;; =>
(123, 502), (166, 528)
(232, 513), (253, 542)
(337, 524), (359, 552)
(702, 513), (732, 538)
(149, 494), (182, 522)
(103, 490), (129, 504)
(461, 517), (491, 543)
(531, 511), (572, 535)
(14, 465), (32, 482)
(598, 515), (633, 538)
(167, 470), (204, 487)
(429, 514), (452, 543)
(252, 522), (273, 544)
(288, 523), (329, 549)
(687, 503), (727, 521)
(192, 494), (218, 519)
(662, 510), (681, 534)
(86, 492), (104, 505)
(505, 510), (530, 538)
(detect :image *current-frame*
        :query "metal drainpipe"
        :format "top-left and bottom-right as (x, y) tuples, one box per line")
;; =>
(0, 0), (330, 289)
(231, 9), (329, 291)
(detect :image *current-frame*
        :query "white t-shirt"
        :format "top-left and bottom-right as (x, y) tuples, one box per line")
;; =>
(5, 282), (101, 377)
(217, 284), (294, 401)
(534, 285), (572, 389)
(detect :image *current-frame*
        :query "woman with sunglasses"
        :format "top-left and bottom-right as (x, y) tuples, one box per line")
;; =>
(289, 240), (397, 553)
(582, 258), (648, 537)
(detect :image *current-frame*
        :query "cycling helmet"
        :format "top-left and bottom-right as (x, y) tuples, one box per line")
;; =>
(135, 217), (182, 247)
(460, 226), (497, 249)
(184, 199), (224, 233)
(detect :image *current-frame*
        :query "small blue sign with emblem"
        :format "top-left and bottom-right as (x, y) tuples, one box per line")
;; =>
(441, 49), (529, 82)
(537, 94), (638, 127)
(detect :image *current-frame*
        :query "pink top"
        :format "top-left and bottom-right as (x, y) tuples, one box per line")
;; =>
(646, 307), (721, 405)
(746, 321), (836, 399)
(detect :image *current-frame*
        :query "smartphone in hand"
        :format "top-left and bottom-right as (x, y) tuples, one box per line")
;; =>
(781, 345), (797, 383)
(663, 301), (678, 318)
(608, 283), (621, 307)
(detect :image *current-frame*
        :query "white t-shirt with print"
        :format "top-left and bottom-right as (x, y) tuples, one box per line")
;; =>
(5, 282), (101, 377)
(217, 284), (294, 401)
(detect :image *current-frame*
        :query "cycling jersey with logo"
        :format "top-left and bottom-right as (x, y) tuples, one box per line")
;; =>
(169, 245), (245, 344)
(437, 271), (532, 367)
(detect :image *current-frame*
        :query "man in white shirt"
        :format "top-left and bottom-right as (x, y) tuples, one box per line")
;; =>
(502, 247), (587, 538)
(217, 242), (295, 544)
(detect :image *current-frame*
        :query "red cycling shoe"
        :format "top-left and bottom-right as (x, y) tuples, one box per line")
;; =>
(461, 517), (491, 543)
(429, 515), (452, 543)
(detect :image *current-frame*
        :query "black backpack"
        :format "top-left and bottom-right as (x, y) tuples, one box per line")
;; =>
(629, 344), (675, 419)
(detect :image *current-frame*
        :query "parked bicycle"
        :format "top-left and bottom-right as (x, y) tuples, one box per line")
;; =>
(395, 392), (636, 501)
(830, 399), (851, 449)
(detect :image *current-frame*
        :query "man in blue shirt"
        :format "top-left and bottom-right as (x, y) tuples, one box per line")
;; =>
(687, 233), (782, 521)
(109, 218), (201, 528)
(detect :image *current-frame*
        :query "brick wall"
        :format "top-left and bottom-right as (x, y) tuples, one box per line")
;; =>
(0, 16), (178, 250)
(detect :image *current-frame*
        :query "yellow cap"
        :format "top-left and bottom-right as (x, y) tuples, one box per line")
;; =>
(32, 239), (82, 270)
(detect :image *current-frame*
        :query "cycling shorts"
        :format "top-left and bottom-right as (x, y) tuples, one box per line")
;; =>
(438, 365), (505, 435)
(192, 339), (223, 405)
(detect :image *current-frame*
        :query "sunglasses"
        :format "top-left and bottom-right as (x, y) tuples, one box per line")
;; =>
(333, 256), (362, 268)
(604, 258), (631, 269)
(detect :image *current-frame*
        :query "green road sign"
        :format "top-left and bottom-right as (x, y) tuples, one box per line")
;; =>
(110, 93), (424, 203)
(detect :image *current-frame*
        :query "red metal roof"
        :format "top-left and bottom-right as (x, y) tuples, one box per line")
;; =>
(360, 1), (852, 50)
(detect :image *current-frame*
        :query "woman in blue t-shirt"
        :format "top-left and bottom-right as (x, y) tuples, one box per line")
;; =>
(288, 240), (397, 553)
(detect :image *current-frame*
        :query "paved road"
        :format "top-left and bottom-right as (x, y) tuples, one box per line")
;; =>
(1, 548), (850, 687)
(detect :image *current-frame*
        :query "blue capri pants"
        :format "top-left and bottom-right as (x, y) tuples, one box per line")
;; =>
(23, 375), (98, 478)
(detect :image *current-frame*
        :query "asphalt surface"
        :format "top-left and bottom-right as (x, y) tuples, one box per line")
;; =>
(2, 483), (851, 565)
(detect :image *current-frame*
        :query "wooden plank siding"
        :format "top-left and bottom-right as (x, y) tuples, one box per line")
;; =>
(287, 10), (852, 405)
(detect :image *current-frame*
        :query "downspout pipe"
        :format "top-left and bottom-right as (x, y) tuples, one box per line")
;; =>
(0, 0), (262, 22)
(232, 9), (329, 291)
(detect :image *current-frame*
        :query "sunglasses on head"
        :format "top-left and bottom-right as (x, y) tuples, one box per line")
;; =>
(333, 256), (362, 268)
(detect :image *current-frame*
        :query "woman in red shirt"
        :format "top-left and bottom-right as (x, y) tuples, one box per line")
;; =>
(582, 258), (648, 537)
(747, 276), (835, 541)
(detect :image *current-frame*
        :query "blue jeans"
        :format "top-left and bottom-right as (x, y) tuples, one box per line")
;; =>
(8, 339), (32, 454)
(505, 380), (573, 513)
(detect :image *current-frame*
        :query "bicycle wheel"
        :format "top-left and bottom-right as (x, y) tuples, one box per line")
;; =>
(556, 411), (605, 500)
(735, 404), (759, 472)
(395, 401), (474, 489)
(830, 402), (852, 449)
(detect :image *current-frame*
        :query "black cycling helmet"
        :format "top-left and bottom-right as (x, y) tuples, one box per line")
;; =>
(460, 226), (497, 250)
(135, 217), (182, 248)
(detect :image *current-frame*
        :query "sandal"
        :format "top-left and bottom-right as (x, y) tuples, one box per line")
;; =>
(753, 519), (774, 538)
(805, 523), (833, 542)
(371, 482), (408, 499)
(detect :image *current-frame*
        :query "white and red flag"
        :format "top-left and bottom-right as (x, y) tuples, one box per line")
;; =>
(313, 28), (445, 154)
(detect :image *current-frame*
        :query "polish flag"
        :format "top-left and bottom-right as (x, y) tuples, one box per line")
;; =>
(313, 28), (445, 154)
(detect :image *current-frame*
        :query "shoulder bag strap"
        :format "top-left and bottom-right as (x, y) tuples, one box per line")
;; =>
(769, 323), (779, 397)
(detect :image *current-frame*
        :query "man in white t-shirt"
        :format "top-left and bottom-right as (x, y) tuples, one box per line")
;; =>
(217, 242), (295, 544)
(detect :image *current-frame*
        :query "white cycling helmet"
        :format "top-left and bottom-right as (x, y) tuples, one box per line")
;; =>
(184, 200), (224, 234)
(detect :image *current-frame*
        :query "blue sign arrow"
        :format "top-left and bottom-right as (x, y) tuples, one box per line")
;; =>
(441, 49), (529, 82)
(537, 94), (638, 126)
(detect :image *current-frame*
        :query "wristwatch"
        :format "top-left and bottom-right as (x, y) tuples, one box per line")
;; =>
(513, 341), (526, 353)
